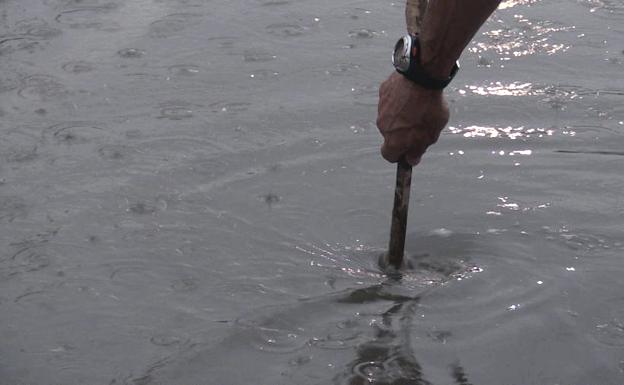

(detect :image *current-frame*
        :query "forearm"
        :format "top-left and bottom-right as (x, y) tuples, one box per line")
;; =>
(411, 0), (501, 79)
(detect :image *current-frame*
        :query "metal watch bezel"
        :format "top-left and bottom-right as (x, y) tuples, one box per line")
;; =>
(392, 35), (412, 74)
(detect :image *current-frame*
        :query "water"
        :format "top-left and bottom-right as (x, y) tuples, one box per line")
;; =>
(1, 0), (623, 384)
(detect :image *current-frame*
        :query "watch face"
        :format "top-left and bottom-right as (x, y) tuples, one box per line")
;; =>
(392, 36), (411, 73)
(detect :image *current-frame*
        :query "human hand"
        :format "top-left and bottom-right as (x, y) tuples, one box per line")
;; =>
(377, 72), (449, 166)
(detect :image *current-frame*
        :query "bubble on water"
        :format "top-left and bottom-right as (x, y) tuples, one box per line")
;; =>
(17, 74), (67, 101)
(265, 23), (305, 37)
(117, 48), (145, 58)
(62, 61), (95, 74)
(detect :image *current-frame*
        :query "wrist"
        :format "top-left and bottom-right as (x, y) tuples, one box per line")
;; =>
(392, 34), (459, 90)
(421, 43), (459, 80)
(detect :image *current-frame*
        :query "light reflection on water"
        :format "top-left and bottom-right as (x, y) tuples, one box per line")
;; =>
(448, 125), (555, 139)
(499, 0), (541, 9)
(471, 15), (572, 59)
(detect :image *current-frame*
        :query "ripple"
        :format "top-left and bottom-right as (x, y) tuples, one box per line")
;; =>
(322, 62), (361, 77)
(0, 36), (41, 56)
(117, 48), (146, 58)
(352, 84), (378, 106)
(592, 298), (624, 347)
(17, 74), (67, 101)
(309, 328), (366, 350)
(247, 327), (307, 353)
(578, 0), (624, 16)
(348, 28), (377, 39)
(170, 277), (199, 292)
(243, 49), (277, 63)
(207, 36), (238, 49)
(62, 60), (95, 74)
(265, 23), (305, 37)
(149, 13), (201, 38)
(4, 145), (38, 163)
(167, 64), (200, 76)
(97, 144), (134, 160)
(259, 0), (291, 6)
(540, 226), (623, 253)
(352, 360), (386, 382)
(209, 101), (250, 114)
(0, 196), (28, 223)
(55, 7), (119, 30)
(127, 202), (158, 215)
(150, 333), (189, 347)
(15, 19), (62, 39)
(0, 72), (21, 93)
(46, 121), (106, 145)
(4, 245), (51, 276)
(158, 102), (194, 120)
(248, 69), (280, 80)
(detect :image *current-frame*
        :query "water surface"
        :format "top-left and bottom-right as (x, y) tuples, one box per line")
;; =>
(1, 0), (623, 384)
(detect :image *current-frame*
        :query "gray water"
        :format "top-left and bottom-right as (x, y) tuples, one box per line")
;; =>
(1, 0), (624, 384)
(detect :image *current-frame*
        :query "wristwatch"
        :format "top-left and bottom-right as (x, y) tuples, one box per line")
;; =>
(392, 34), (459, 90)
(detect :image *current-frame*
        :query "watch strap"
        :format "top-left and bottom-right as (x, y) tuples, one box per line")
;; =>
(399, 35), (459, 90)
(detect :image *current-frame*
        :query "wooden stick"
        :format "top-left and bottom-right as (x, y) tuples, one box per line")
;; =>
(387, 160), (413, 268)
(385, 0), (428, 269)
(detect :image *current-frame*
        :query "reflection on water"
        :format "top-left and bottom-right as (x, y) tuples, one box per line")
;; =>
(448, 125), (554, 139)
(470, 15), (571, 59)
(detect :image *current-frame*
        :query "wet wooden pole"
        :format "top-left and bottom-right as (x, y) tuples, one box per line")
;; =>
(385, 0), (428, 269)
